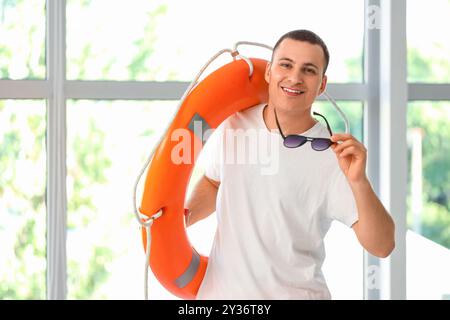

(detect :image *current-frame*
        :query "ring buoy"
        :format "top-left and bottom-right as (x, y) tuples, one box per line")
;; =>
(139, 57), (269, 299)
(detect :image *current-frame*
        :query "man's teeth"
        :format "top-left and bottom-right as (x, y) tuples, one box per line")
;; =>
(282, 87), (303, 94)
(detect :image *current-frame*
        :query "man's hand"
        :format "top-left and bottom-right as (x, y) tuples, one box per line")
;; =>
(330, 133), (367, 184)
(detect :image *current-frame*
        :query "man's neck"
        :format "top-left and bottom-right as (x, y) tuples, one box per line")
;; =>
(263, 104), (318, 135)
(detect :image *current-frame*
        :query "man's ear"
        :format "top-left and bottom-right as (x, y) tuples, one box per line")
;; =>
(264, 62), (271, 83)
(318, 74), (328, 96)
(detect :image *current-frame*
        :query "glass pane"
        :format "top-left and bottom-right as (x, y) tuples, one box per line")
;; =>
(0, 100), (46, 299)
(407, 0), (450, 83)
(67, 0), (363, 83)
(407, 101), (450, 299)
(313, 101), (364, 141)
(66, 100), (178, 299)
(0, 0), (46, 79)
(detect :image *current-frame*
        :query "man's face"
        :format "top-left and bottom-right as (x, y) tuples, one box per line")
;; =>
(265, 38), (327, 113)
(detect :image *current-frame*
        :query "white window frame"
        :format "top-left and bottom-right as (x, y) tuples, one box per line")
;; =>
(1, 0), (450, 299)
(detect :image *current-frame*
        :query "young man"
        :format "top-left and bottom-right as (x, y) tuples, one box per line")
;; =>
(186, 30), (395, 299)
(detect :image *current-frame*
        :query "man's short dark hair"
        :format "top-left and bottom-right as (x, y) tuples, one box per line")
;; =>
(272, 29), (330, 75)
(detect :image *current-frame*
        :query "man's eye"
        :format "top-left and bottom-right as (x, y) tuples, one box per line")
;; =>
(280, 63), (291, 68)
(305, 68), (316, 74)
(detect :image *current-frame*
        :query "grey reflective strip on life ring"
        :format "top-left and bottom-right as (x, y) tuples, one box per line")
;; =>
(174, 250), (201, 288)
(188, 113), (211, 144)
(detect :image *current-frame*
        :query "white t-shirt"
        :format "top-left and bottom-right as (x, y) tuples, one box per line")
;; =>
(196, 103), (358, 300)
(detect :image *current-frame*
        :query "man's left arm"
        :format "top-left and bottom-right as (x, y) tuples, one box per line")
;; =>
(331, 133), (395, 258)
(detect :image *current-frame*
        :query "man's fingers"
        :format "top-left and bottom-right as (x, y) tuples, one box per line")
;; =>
(339, 146), (357, 158)
(331, 133), (353, 142)
(332, 139), (355, 153)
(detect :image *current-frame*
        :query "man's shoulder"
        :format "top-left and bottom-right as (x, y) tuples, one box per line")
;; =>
(224, 103), (265, 129)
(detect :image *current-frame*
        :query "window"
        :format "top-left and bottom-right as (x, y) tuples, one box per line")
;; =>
(0, 100), (46, 299)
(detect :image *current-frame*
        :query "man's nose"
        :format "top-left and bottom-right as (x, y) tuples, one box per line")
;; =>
(287, 70), (304, 84)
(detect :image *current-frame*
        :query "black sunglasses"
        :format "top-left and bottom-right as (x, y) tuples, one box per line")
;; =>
(274, 108), (334, 151)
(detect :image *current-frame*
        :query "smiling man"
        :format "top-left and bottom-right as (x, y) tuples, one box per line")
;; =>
(186, 30), (395, 300)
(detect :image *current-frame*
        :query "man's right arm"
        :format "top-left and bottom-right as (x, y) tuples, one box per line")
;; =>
(185, 175), (220, 227)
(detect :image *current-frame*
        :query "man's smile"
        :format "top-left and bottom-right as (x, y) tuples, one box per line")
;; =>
(281, 86), (305, 96)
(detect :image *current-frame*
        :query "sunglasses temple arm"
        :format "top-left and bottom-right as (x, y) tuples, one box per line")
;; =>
(322, 91), (350, 134)
(313, 111), (333, 137)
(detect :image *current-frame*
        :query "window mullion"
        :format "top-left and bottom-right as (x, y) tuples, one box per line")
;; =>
(378, 0), (407, 300)
(364, 0), (382, 300)
(46, 0), (67, 300)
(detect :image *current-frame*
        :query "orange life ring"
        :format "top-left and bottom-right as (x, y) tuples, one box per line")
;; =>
(139, 57), (268, 299)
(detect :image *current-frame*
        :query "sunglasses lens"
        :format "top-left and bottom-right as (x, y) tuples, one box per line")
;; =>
(284, 135), (307, 148)
(311, 138), (332, 151)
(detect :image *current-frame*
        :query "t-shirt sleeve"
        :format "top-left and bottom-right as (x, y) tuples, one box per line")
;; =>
(326, 166), (359, 228)
(199, 121), (224, 182)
